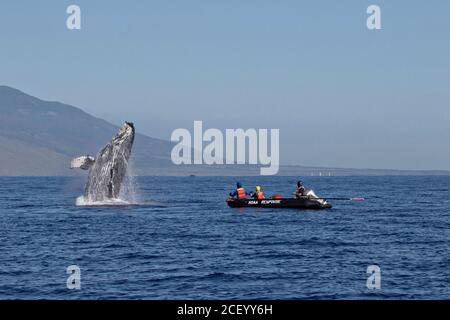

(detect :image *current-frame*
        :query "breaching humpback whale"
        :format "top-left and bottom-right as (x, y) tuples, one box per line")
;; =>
(71, 122), (135, 202)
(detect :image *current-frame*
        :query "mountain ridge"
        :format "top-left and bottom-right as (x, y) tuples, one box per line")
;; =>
(0, 85), (173, 176)
(1, 86), (449, 176)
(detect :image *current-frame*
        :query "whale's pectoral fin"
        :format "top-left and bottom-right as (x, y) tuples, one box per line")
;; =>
(71, 156), (96, 170)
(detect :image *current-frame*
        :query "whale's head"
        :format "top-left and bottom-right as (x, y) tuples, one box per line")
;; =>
(112, 121), (135, 150)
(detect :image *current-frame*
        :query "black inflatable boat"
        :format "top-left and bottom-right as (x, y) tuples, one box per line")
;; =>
(226, 197), (332, 209)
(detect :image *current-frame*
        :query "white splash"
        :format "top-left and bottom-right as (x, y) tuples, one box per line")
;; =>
(75, 161), (140, 207)
(75, 195), (131, 206)
(119, 161), (140, 204)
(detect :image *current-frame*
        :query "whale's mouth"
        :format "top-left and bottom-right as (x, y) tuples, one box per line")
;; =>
(114, 122), (135, 145)
(125, 121), (134, 129)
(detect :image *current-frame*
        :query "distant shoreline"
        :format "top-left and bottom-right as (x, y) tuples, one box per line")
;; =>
(1, 165), (450, 177)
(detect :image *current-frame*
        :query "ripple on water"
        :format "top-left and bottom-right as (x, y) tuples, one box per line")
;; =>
(0, 176), (449, 299)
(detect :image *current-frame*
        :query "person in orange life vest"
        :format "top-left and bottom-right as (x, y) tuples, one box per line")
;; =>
(294, 180), (306, 198)
(250, 185), (265, 200)
(229, 182), (248, 199)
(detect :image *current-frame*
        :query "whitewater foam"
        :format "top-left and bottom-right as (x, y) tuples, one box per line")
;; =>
(75, 196), (135, 207)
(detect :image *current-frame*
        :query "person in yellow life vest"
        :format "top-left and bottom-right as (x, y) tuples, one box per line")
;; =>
(251, 185), (265, 200)
(229, 182), (248, 199)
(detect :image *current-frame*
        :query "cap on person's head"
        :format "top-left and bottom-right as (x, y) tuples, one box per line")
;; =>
(237, 182), (242, 188)
(256, 185), (261, 192)
(297, 180), (303, 187)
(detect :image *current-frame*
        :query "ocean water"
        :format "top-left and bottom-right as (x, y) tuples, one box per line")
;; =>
(0, 176), (449, 299)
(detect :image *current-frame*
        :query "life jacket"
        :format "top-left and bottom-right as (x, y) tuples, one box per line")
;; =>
(296, 186), (305, 195)
(236, 187), (246, 199)
(256, 191), (265, 200)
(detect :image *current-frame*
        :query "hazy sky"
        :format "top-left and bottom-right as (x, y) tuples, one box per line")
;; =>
(1, 0), (449, 170)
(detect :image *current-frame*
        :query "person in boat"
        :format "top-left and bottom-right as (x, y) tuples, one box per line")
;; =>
(293, 181), (327, 204)
(229, 182), (248, 199)
(250, 185), (265, 200)
(294, 180), (306, 198)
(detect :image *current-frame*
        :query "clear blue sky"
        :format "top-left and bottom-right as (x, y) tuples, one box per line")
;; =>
(1, 0), (449, 170)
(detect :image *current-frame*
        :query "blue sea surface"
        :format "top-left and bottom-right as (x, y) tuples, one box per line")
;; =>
(0, 176), (449, 299)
